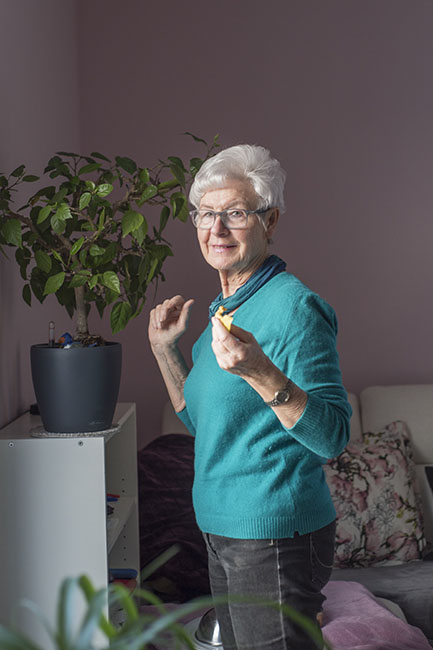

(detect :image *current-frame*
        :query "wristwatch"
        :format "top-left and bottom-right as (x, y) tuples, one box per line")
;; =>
(265, 379), (293, 407)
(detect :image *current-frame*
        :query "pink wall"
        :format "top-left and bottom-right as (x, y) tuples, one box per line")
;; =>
(2, 1), (432, 447)
(76, 0), (433, 447)
(0, 1), (80, 427)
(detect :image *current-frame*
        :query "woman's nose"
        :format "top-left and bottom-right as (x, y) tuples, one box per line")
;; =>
(210, 215), (229, 235)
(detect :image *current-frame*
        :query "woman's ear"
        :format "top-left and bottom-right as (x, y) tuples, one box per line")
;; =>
(266, 208), (279, 240)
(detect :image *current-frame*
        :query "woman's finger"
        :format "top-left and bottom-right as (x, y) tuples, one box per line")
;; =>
(211, 317), (252, 345)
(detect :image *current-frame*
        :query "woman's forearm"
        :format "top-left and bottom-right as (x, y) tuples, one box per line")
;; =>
(243, 355), (308, 429)
(151, 343), (190, 412)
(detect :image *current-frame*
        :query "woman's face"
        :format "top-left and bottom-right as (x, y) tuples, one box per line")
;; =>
(197, 179), (278, 281)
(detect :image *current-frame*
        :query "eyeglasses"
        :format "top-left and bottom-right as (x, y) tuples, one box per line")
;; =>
(190, 208), (269, 230)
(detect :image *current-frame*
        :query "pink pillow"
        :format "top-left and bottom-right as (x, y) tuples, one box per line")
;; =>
(324, 421), (426, 568)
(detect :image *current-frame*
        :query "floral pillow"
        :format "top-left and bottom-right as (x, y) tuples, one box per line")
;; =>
(324, 420), (426, 568)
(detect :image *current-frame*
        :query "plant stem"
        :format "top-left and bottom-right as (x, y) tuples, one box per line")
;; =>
(74, 286), (89, 338)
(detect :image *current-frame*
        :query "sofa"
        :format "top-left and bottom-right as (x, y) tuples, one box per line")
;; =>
(329, 384), (433, 641)
(139, 384), (433, 642)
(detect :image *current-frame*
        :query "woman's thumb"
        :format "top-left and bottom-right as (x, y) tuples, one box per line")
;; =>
(179, 298), (194, 326)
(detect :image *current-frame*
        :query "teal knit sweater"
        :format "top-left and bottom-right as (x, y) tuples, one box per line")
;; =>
(178, 272), (352, 539)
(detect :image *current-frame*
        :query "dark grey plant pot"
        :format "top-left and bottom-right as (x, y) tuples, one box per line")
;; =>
(31, 342), (122, 433)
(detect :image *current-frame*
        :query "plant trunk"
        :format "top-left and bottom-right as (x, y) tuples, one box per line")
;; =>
(74, 286), (89, 339)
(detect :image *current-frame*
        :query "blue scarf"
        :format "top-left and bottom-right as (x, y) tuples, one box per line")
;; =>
(208, 255), (287, 319)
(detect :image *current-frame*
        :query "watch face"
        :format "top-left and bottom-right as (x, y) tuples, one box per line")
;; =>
(275, 390), (290, 404)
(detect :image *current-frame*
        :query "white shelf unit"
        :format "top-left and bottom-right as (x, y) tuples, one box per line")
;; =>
(0, 402), (139, 648)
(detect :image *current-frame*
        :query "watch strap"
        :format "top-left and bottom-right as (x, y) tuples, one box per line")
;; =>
(265, 379), (292, 407)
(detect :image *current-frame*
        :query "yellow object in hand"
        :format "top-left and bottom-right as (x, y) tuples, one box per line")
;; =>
(215, 305), (233, 332)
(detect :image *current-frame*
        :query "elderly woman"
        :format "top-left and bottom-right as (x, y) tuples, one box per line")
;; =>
(148, 144), (352, 650)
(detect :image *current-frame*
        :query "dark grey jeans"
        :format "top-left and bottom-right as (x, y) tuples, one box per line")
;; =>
(203, 520), (336, 650)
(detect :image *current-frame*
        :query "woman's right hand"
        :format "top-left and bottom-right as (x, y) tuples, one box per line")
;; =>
(148, 295), (194, 352)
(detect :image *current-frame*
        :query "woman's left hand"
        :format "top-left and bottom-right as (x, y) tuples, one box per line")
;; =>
(211, 317), (269, 379)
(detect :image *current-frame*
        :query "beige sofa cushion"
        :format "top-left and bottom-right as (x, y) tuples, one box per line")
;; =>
(347, 392), (362, 441)
(360, 385), (433, 464)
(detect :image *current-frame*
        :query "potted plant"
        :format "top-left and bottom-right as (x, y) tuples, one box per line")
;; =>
(0, 573), (329, 650)
(0, 134), (219, 433)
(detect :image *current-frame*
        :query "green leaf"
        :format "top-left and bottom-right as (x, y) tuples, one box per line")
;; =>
(59, 203), (72, 219)
(51, 203), (72, 233)
(122, 210), (144, 237)
(2, 219), (22, 246)
(96, 183), (113, 198)
(51, 212), (65, 234)
(115, 156), (137, 174)
(51, 250), (63, 263)
(43, 272), (65, 295)
(97, 207), (106, 231)
(69, 272), (90, 288)
(139, 168), (150, 184)
(133, 220), (148, 245)
(35, 249), (52, 274)
(90, 151), (110, 162)
(79, 248), (87, 266)
(79, 192), (92, 210)
(157, 179), (178, 192)
(22, 284), (31, 306)
(190, 157), (203, 176)
(11, 164), (25, 178)
(89, 244), (105, 256)
(168, 156), (187, 171)
(85, 180), (96, 191)
(30, 267), (47, 303)
(78, 162), (101, 175)
(57, 577), (77, 649)
(56, 151), (78, 157)
(170, 193), (189, 222)
(169, 163), (185, 188)
(140, 184), (158, 202)
(88, 274), (100, 290)
(52, 187), (68, 204)
(37, 205), (52, 224)
(99, 241), (116, 264)
(138, 257), (148, 285)
(159, 206), (170, 232)
(183, 131), (207, 145)
(15, 247), (31, 279)
(70, 236), (85, 257)
(111, 301), (132, 333)
(22, 174), (39, 182)
(147, 257), (159, 283)
(101, 271), (120, 293)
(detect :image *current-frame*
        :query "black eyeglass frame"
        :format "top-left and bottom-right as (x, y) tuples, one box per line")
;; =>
(189, 207), (269, 229)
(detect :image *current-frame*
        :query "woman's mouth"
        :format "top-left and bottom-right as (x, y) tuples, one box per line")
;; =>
(211, 244), (236, 252)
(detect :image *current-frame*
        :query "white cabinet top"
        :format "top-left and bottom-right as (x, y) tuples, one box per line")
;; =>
(0, 402), (135, 440)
